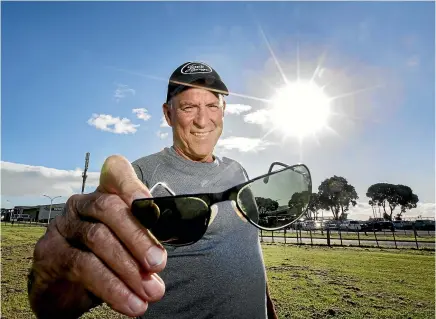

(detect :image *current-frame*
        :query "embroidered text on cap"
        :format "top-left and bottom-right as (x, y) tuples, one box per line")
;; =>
(181, 62), (213, 75)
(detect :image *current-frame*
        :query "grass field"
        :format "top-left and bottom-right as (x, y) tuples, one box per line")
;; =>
(2, 224), (435, 319)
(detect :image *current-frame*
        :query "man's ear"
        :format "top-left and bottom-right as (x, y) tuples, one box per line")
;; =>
(162, 103), (172, 127)
(222, 100), (226, 118)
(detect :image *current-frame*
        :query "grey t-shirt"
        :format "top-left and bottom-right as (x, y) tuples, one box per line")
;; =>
(131, 147), (267, 319)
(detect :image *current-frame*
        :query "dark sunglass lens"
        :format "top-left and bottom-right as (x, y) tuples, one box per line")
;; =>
(133, 197), (210, 246)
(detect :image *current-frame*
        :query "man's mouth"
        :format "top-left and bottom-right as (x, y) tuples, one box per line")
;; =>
(192, 132), (211, 137)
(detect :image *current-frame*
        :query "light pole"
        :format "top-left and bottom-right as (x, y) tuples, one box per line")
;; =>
(43, 195), (61, 224)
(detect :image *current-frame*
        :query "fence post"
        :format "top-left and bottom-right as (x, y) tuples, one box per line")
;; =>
(357, 231), (361, 247)
(373, 228), (379, 248)
(260, 229), (263, 242)
(309, 229), (313, 246)
(327, 229), (331, 247)
(272, 230), (275, 243)
(413, 226), (419, 249)
(339, 229), (343, 246)
(299, 228), (302, 245)
(392, 229), (397, 249)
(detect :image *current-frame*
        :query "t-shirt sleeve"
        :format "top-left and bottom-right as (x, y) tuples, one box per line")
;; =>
(240, 165), (250, 181)
(131, 163), (144, 182)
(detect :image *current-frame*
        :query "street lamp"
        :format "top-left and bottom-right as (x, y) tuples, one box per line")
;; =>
(43, 195), (62, 224)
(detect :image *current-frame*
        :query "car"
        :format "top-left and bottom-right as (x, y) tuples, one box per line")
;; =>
(414, 220), (436, 231)
(339, 220), (362, 231)
(302, 220), (323, 231)
(392, 220), (405, 229)
(10, 214), (31, 222)
(361, 220), (394, 231)
(324, 221), (340, 230)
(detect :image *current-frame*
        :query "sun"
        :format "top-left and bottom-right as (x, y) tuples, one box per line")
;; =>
(267, 80), (331, 139)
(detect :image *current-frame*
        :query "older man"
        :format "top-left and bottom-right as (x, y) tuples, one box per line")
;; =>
(28, 62), (277, 319)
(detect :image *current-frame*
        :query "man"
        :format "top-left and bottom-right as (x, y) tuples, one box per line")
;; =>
(28, 61), (278, 319)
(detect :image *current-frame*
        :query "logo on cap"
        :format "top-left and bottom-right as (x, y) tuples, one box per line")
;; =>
(181, 62), (213, 75)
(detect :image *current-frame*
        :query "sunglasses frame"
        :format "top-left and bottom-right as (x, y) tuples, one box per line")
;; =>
(131, 162), (312, 245)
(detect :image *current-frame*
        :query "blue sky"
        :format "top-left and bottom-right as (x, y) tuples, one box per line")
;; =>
(1, 2), (434, 219)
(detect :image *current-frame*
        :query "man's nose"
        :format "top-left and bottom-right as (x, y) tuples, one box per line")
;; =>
(193, 107), (209, 128)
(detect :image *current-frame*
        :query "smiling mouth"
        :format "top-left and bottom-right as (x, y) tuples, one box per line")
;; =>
(192, 132), (211, 137)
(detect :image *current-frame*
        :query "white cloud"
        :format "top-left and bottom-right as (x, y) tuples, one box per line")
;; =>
(225, 104), (252, 115)
(132, 108), (151, 121)
(217, 136), (273, 153)
(114, 84), (135, 102)
(160, 116), (170, 128)
(156, 130), (169, 139)
(87, 114), (139, 134)
(243, 109), (269, 125)
(1, 161), (100, 198)
(407, 55), (420, 67)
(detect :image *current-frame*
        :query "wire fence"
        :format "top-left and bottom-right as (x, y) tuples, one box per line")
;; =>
(2, 220), (435, 250)
(1, 219), (49, 227)
(259, 228), (435, 250)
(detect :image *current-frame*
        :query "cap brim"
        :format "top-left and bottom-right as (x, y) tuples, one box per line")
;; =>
(169, 75), (229, 97)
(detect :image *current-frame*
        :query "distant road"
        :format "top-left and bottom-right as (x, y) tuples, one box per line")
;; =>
(261, 236), (435, 249)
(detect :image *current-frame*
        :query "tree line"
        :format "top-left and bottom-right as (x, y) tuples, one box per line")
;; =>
(256, 176), (419, 221)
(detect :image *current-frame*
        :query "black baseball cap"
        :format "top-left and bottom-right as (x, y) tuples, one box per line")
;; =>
(166, 61), (229, 103)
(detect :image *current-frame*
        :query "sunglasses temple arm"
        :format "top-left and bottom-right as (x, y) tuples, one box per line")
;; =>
(264, 162), (291, 183)
(149, 182), (177, 196)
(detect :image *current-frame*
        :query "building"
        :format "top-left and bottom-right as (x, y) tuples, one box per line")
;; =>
(37, 203), (65, 222)
(11, 203), (66, 222)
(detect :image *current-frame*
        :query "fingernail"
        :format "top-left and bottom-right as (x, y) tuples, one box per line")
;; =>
(143, 274), (165, 299)
(146, 246), (164, 267)
(128, 294), (147, 313)
(132, 191), (148, 201)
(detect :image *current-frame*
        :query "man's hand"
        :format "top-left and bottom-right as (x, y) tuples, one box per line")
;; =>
(28, 155), (167, 318)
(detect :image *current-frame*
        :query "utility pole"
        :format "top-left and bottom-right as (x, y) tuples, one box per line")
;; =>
(82, 152), (90, 194)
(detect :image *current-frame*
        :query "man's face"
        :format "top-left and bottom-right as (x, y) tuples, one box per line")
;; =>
(163, 88), (225, 161)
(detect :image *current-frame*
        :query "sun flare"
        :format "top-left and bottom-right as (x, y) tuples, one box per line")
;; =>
(267, 81), (331, 138)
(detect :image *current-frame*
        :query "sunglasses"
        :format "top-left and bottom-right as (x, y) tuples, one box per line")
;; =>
(131, 162), (312, 246)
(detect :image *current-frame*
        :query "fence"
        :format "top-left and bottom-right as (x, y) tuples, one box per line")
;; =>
(259, 228), (435, 250)
(1, 219), (48, 227)
(2, 220), (435, 250)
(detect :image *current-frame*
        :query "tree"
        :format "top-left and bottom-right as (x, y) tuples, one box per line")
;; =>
(288, 191), (310, 218)
(306, 193), (320, 220)
(366, 183), (390, 218)
(366, 183), (419, 221)
(397, 185), (419, 220)
(317, 176), (358, 220)
(255, 197), (279, 216)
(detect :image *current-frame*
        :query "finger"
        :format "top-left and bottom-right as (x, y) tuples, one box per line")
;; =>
(38, 221), (149, 317)
(71, 249), (149, 317)
(71, 193), (167, 272)
(99, 155), (151, 206)
(56, 216), (165, 303)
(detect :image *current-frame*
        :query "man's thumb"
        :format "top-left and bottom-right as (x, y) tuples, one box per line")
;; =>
(99, 155), (151, 206)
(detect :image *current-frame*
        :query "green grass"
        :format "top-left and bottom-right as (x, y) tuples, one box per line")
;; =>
(2, 224), (434, 319)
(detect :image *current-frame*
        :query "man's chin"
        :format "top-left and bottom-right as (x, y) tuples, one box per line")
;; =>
(189, 147), (215, 162)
